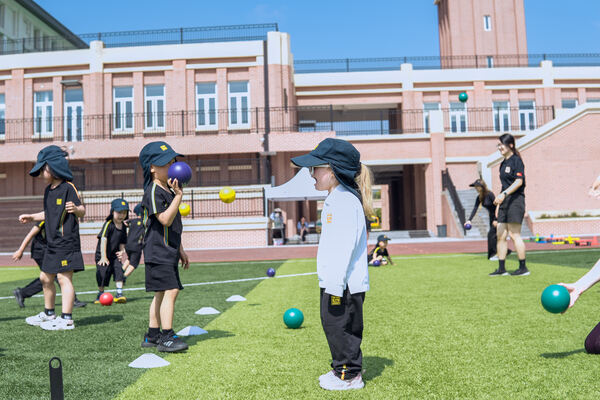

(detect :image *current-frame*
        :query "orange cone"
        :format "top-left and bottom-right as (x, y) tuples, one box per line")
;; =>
(592, 236), (599, 246)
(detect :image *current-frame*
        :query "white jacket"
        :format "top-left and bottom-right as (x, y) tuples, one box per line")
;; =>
(317, 185), (370, 296)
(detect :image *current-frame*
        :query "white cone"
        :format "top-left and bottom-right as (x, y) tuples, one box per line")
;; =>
(177, 326), (208, 336)
(128, 353), (170, 368)
(195, 307), (221, 315)
(226, 295), (246, 302)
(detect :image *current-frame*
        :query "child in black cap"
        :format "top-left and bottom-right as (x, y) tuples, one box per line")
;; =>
(120, 203), (145, 280)
(19, 145), (85, 330)
(94, 198), (129, 304)
(367, 234), (394, 266)
(139, 141), (190, 353)
(291, 137), (372, 391)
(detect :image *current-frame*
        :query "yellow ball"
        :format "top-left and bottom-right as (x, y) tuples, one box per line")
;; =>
(179, 202), (190, 217)
(219, 187), (236, 203)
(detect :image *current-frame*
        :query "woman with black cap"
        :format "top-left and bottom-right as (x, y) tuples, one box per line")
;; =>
(291, 138), (372, 391)
(465, 178), (503, 260)
(491, 133), (528, 276)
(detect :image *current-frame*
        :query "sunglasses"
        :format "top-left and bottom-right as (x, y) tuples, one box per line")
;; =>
(309, 165), (328, 175)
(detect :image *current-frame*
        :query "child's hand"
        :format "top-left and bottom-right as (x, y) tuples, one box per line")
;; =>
(18, 214), (33, 224)
(117, 250), (128, 262)
(492, 221), (498, 227)
(65, 201), (77, 213)
(12, 250), (23, 261)
(180, 250), (190, 270)
(168, 178), (183, 196)
(98, 257), (109, 266)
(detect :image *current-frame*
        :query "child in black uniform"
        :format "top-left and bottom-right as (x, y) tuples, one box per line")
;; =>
(20, 145), (85, 330)
(120, 203), (144, 279)
(367, 234), (394, 266)
(94, 198), (129, 304)
(12, 221), (85, 308)
(139, 141), (190, 353)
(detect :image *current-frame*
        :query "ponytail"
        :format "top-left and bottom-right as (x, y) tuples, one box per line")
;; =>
(355, 164), (374, 218)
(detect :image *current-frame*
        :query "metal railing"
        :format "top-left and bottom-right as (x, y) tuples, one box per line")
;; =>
(80, 187), (265, 222)
(442, 168), (466, 235)
(0, 105), (557, 144)
(294, 53), (600, 73)
(0, 23), (278, 56)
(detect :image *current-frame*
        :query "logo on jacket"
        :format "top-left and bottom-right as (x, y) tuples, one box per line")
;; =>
(505, 166), (511, 173)
(330, 296), (341, 306)
(61, 260), (68, 266)
(326, 213), (332, 224)
(56, 198), (63, 205)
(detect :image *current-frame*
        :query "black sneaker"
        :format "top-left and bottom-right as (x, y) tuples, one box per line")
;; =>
(13, 288), (24, 308)
(510, 268), (530, 276)
(489, 269), (509, 277)
(141, 334), (160, 348)
(73, 298), (87, 308)
(157, 332), (188, 353)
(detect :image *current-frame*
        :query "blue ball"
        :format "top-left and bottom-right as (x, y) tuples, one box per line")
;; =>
(465, 223), (472, 230)
(266, 268), (276, 277)
(283, 308), (304, 329)
(541, 284), (570, 314)
(373, 259), (381, 266)
(168, 161), (192, 186)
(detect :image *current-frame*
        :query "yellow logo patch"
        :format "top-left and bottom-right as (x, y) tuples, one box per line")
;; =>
(121, 201), (126, 205)
(160, 145), (168, 151)
(330, 296), (341, 306)
(61, 260), (68, 267)
(326, 213), (332, 224)
(137, 221), (141, 225)
(56, 198), (62, 205)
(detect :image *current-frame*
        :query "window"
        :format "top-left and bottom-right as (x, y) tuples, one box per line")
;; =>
(228, 81), (250, 128)
(144, 85), (165, 131)
(24, 19), (31, 37)
(561, 99), (577, 109)
(0, 4), (4, 28)
(64, 89), (83, 142)
(487, 56), (494, 68)
(34, 91), (53, 137)
(33, 28), (40, 50)
(11, 7), (16, 36)
(423, 102), (440, 133)
(449, 102), (467, 133)
(483, 15), (492, 31)
(493, 101), (510, 132)
(0, 93), (5, 138)
(587, 98), (600, 103)
(196, 83), (217, 130)
(518, 101), (536, 131)
(113, 86), (133, 133)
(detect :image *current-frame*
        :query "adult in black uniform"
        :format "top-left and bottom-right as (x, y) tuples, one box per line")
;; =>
(490, 133), (529, 276)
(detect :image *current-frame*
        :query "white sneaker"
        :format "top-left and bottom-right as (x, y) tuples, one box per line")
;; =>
(40, 317), (74, 331)
(319, 371), (364, 391)
(25, 312), (56, 326)
(319, 370), (335, 382)
(489, 255), (499, 261)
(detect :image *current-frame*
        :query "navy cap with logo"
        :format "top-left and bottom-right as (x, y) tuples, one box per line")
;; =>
(377, 234), (391, 243)
(139, 141), (184, 190)
(133, 203), (143, 216)
(291, 138), (362, 201)
(111, 198), (129, 212)
(29, 145), (73, 181)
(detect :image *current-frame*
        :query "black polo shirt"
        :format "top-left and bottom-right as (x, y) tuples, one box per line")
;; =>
(30, 221), (47, 261)
(142, 182), (182, 266)
(368, 245), (389, 261)
(126, 217), (144, 252)
(499, 155), (525, 196)
(95, 220), (127, 262)
(43, 181), (82, 253)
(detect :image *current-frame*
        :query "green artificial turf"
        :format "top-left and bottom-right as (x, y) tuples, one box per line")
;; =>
(3, 249), (600, 399)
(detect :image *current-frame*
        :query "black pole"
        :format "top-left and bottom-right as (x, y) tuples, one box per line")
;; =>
(49, 357), (64, 400)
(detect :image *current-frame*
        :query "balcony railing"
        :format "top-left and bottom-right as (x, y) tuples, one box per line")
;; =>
(0, 105), (555, 145)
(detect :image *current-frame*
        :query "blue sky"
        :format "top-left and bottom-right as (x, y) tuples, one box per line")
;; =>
(36, 0), (600, 60)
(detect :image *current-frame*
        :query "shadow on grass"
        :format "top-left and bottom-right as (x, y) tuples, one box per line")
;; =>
(77, 314), (124, 327)
(363, 356), (394, 381)
(0, 348), (5, 357)
(0, 316), (27, 323)
(540, 348), (586, 358)
(185, 329), (235, 346)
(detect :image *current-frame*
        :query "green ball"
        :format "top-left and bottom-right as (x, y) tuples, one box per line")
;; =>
(283, 308), (304, 329)
(541, 285), (570, 314)
(458, 92), (468, 103)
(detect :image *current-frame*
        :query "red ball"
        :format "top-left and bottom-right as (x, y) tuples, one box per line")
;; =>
(99, 292), (113, 306)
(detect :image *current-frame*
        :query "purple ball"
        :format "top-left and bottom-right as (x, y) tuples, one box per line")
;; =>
(168, 161), (192, 186)
(465, 223), (472, 230)
(373, 259), (381, 266)
(267, 268), (276, 277)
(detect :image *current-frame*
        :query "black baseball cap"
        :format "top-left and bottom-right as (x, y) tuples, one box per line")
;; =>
(111, 198), (129, 212)
(469, 179), (484, 188)
(377, 234), (391, 242)
(139, 141), (183, 189)
(291, 138), (362, 200)
(29, 145), (73, 181)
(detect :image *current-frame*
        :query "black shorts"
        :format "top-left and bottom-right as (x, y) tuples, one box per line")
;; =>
(145, 262), (183, 292)
(96, 258), (125, 287)
(33, 256), (44, 269)
(126, 250), (142, 269)
(497, 194), (525, 224)
(42, 248), (85, 274)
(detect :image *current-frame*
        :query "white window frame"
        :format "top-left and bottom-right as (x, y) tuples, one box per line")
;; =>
(113, 86), (134, 134)
(449, 102), (468, 133)
(486, 56), (494, 68)
(196, 82), (217, 131)
(493, 101), (510, 132)
(228, 81), (250, 129)
(34, 91), (53, 138)
(0, 93), (5, 140)
(64, 89), (84, 142)
(561, 99), (578, 109)
(483, 15), (492, 31)
(144, 85), (165, 132)
(518, 101), (536, 131)
(423, 102), (440, 134)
